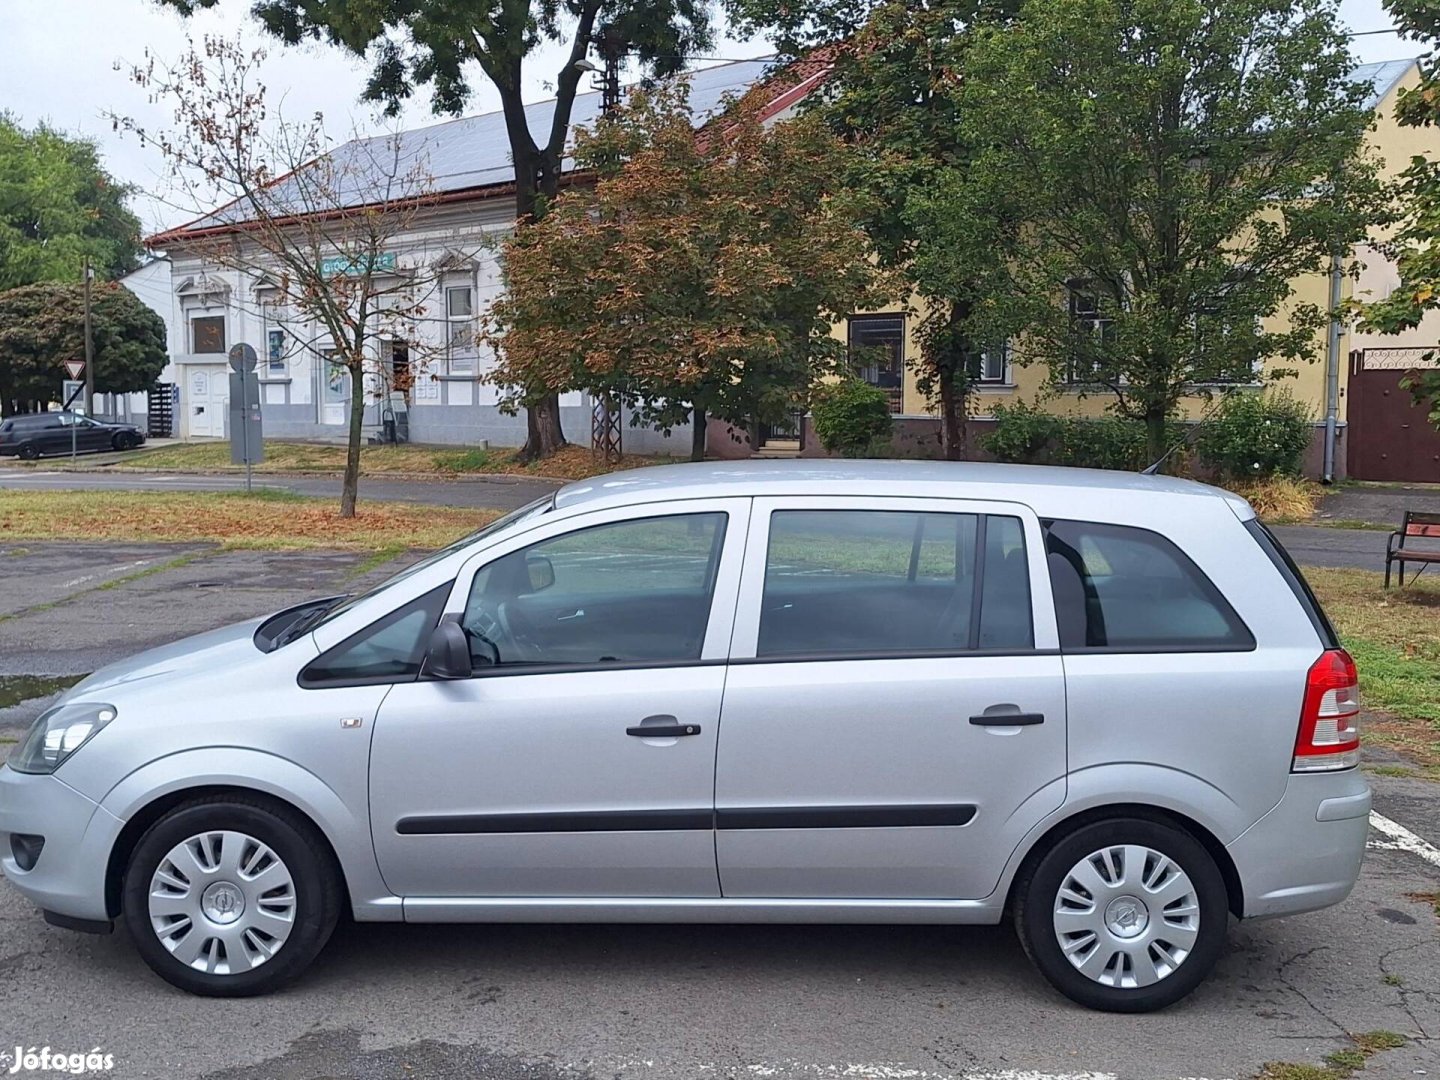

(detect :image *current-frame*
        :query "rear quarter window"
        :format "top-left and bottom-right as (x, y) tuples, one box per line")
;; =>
(1044, 519), (1254, 652)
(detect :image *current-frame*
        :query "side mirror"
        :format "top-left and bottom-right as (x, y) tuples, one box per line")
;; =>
(425, 619), (473, 679)
(525, 554), (556, 592)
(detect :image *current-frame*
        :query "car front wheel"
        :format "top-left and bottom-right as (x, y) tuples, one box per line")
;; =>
(1014, 817), (1228, 1012)
(122, 796), (342, 996)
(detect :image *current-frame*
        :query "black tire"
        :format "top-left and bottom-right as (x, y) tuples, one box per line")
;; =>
(122, 795), (342, 997)
(1014, 817), (1229, 1013)
(17, 442), (39, 460)
(112, 432), (135, 451)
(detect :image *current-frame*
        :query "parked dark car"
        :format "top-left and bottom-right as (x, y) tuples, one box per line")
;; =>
(0, 412), (146, 460)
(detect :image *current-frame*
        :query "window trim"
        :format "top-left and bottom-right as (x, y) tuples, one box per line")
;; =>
(445, 283), (477, 376)
(1043, 517), (1256, 654)
(731, 496), (1058, 661)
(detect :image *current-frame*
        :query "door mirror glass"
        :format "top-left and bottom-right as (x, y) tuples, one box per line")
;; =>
(426, 619), (475, 679)
(525, 555), (556, 592)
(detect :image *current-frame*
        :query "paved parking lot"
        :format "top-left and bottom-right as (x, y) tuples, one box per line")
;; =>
(0, 540), (1436, 1080)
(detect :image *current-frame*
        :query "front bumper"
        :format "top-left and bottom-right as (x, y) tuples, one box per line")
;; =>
(1228, 770), (1371, 919)
(0, 764), (123, 923)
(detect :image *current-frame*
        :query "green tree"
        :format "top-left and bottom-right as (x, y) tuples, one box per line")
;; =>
(0, 281), (167, 416)
(1354, 0), (1440, 430)
(813, 0), (1029, 460)
(155, 0), (719, 461)
(959, 0), (1385, 463)
(0, 115), (143, 289)
(485, 84), (888, 460)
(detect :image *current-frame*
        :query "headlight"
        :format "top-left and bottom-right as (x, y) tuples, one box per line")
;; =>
(7, 703), (117, 775)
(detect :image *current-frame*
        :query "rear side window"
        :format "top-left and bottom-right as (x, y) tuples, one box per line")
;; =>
(1243, 519), (1339, 647)
(1044, 519), (1253, 652)
(757, 509), (1033, 658)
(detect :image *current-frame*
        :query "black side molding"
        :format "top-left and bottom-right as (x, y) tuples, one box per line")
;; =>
(969, 712), (1045, 726)
(44, 910), (113, 935)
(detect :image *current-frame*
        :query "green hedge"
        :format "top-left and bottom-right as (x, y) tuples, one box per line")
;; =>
(1193, 391), (1313, 480)
(981, 402), (1183, 472)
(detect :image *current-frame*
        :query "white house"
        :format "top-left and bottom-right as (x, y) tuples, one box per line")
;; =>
(147, 56), (818, 448)
(99, 255), (177, 429)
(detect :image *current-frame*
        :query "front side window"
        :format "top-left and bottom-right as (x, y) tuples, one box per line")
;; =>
(462, 512), (728, 669)
(446, 286), (476, 375)
(848, 314), (905, 414)
(1044, 519), (1253, 651)
(757, 509), (1033, 658)
(191, 315), (226, 354)
(301, 584), (450, 686)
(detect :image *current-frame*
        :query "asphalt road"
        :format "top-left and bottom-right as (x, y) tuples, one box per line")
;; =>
(0, 541), (1437, 1078)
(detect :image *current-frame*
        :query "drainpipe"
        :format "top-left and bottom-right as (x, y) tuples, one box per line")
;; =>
(1322, 249), (1343, 484)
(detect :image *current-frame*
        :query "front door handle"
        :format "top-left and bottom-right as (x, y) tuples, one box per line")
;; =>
(969, 711), (1045, 726)
(626, 714), (702, 738)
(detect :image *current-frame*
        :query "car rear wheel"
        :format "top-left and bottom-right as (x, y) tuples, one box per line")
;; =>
(1014, 817), (1228, 1012)
(17, 442), (39, 460)
(122, 796), (342, 996)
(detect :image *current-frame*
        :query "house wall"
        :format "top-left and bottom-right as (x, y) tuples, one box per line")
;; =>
(162, 199), (694, 453)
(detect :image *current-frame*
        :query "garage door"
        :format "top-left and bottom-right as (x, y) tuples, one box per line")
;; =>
(1347, 348), (1440, 483)
(186, 366), (229, 439)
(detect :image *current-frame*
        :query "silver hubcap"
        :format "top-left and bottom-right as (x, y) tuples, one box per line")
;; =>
(148, 830), (296, 975)
(1053, 844), (1200, 989)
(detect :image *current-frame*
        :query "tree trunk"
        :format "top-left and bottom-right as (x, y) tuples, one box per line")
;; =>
(512, 149), (569, 463)
(690, 406), (707, 462)
(340, 365), (365, 518)
(937, 374), (967, 462)
(1144, 408), (1169, 472)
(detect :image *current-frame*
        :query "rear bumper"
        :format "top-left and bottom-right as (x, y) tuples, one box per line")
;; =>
(1228, 771), (1371, 919)
(0, 764), (123, 923)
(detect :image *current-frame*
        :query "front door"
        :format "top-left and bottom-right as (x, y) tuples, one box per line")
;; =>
(320, 355), (349, 427)
(186, 367), (227, 437)
(369, 498), (751, 899)
(715, 496), (1067, 900)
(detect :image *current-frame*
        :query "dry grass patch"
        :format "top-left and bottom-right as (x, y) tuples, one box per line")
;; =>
(0, 490), (495, 551)
(121, 440), (680, 481)
(1228, 476), (1324, 523)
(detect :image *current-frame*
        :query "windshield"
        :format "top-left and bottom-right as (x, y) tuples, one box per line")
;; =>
(306, 494), (554, 634)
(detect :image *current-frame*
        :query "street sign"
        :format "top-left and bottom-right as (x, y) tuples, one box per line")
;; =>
(64, 360), (85, 381)
(228, 342), (259, 374)
(61, 380), (85, 413)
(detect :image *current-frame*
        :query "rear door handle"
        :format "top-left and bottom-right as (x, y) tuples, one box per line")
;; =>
(626, 714), (702, 738)
(969, 712), (1045, 726)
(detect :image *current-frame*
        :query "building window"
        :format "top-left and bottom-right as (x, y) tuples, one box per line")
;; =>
(191, 315), (226, 354)
(848, 314), (905, 414)
(260, 300), (286, 374)
(445, 285), (475, 375)
(967, 342), (1009, 384)
(1067, 281), (1113, 383)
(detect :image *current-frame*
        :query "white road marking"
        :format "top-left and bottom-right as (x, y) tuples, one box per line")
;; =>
(1369, 811), (1440, 868)
(60, 559), (150, 589)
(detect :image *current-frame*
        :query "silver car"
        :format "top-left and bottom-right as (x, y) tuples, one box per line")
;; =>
(0, 462), (1369, 1011)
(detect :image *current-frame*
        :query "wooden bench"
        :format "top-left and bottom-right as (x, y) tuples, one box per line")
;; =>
(1385, 510), (1440, 588)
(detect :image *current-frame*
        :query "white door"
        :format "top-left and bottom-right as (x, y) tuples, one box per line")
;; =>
(320, 356), (349, 426)
(186, 367), (228, 438)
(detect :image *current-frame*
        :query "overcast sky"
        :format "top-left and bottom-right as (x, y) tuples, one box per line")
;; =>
(0, 0), (1421, 237)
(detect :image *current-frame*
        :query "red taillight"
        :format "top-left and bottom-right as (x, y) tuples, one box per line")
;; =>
(1294, 648), (1361, 772)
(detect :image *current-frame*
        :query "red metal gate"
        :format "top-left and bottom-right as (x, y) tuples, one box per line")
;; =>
(1347, 347), (1440, 483)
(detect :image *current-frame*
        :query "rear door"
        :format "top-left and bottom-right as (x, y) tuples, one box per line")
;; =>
(714, 496), (1067, 900)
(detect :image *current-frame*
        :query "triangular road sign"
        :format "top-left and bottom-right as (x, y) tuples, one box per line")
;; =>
(64, 360), (85, 380)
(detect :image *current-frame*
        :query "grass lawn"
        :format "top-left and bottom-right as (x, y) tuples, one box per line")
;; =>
(116, 440), (680, 482)
(1306, 568), (1440, 768)
(0, 489), (497, 552)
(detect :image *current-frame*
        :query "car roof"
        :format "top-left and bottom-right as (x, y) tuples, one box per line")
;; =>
(551, 459), (1252, 520)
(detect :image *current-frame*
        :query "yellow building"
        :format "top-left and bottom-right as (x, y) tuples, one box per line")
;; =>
(797, 58), (1440, 482)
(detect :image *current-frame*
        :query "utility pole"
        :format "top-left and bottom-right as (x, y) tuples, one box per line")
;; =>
(589, 26), (625, 465)
(83, 258), (95, 417)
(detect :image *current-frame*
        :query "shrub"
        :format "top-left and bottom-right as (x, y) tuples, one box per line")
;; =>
(1194, 390), (1313, 480)
(811, 379), (894, 457)
(983, 403), (1180, 471)
(1228, 476), (1322, 522)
